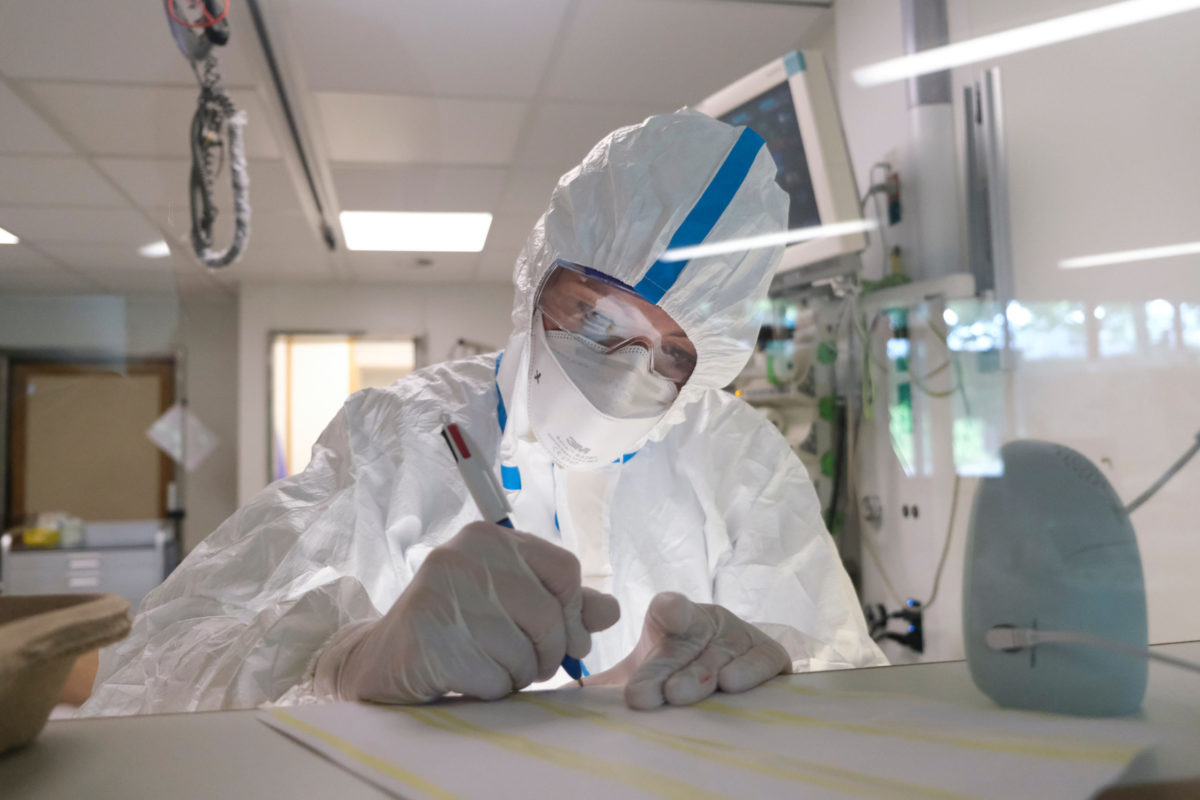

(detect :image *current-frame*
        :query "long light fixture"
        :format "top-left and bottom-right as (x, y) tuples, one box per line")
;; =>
(340, 211), (492, 252)
(852, 0), (1200, 87)
(138, 240), (171, 258)
(1059, 240), (1200, 269)
(0, 226), (18, 245)
(660, 219), (875, 263)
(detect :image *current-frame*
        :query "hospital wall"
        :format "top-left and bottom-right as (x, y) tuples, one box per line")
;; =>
(832, 0), (1200, 661)
(176, 298), (239, 552)
(236, 281), (515, 506)
(0, 294), (239, 554)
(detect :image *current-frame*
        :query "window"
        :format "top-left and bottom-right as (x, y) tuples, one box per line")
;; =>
(269, 334), (419, 481)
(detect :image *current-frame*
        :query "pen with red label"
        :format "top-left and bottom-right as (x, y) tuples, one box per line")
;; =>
(440, 419), (585, 682)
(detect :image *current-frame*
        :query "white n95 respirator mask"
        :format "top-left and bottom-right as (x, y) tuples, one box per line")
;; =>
(527, 315), (678, 469)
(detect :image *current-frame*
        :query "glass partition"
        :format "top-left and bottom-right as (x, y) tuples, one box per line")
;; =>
(1, 0), (1195, 720)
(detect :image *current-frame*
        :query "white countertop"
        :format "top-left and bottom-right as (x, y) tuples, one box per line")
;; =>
(3, 642), (1197, 799)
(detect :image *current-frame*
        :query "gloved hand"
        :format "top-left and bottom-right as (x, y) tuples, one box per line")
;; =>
(315, 522), (621, 704)
(585, 591), (790, 710)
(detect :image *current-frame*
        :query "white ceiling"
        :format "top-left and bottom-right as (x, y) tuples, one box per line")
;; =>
(0, 0), (827, 296)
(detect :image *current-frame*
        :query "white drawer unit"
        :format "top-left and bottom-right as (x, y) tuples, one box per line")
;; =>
(0, 531), (175, 610)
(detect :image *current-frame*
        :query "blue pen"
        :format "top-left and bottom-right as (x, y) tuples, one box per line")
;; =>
(440, 419), (585, 682)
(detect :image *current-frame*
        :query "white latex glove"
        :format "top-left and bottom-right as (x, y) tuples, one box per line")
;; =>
(316, 522), (621, 704)
(585, 591), (790, 710)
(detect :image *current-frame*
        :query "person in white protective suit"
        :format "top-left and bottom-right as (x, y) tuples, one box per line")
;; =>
(79, 110), (886, 718)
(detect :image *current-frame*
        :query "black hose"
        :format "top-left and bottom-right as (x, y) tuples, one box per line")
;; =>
(189, 99), (216, 251)
(187, 83), (250, 269)
(824, 401), (847, 532)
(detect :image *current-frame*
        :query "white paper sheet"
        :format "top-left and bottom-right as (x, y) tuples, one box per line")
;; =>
(146, 402), (218, 472)
(260, 681), (1160, 800)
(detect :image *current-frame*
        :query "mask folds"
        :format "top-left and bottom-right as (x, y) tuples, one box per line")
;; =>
(527, 316), (675, 469)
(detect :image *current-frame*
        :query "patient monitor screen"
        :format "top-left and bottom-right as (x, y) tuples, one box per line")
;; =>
(719, 82), (821, 231)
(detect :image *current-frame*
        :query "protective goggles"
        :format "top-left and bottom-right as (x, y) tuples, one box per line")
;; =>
(535, 260), (697, 385)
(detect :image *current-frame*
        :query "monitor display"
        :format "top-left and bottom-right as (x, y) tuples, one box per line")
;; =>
(720, 81), (821, 232)
(695, 51), (866, 281)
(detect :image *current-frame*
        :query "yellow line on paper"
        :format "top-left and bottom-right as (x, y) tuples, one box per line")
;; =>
(268, 709), (458, 800)
(516, 694), (977, 800)
(696, 700), (1140, 764)
(393, 705), (727, 800)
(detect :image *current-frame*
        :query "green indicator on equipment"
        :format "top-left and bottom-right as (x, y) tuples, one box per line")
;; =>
(818, 396), (838, 422)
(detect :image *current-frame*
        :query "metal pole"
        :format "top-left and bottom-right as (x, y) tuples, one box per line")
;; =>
(901, 0), (961, 281)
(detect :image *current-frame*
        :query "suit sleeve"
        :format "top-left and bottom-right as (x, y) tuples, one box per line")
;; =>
(708, 405), (888, 671)
(79, 401), (387, 716)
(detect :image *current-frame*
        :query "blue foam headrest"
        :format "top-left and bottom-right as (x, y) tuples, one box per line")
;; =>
(963, 440), (1148, 716)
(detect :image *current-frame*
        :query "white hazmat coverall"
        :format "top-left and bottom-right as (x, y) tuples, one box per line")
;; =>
(80, 110), (886, 717)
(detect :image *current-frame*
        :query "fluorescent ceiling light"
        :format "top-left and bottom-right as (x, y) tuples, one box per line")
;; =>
(340, 211), (492, 252)
(852, 0), (1200, 87)
(139, 240), (171, 258)
(0, 226), (18, 245)
(1059, 240), (1200, 269)
(660, 219), (875, 263)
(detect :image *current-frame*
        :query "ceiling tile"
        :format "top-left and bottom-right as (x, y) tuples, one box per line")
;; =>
(142, 212), (338, 283)
(229, 250), (339, 282)
(85, 261), (228, 297)
(35, 242), (179, 273)
(495, 169), (562, 225)
(517, 102), (666, 170)
(235, 212), (327, 250)
(175, 280), (234, 300)
(346, 251), (479, 283)
(0, 0), (255, 86)
(545, 0), (823, 105)
(288, 0), (570, 99)
(333, 164), (507, 212)
(97, 157), (304, 214)
(0, 156), (129, 207)
(316, 93), (527, 165)
(0, 81), (73, 155)
(0, 266), (99, 293)
(83, 267), (184, 296)
(0, 244), (62, 270)
(26, 83), (280, 158)
(147, 209), (326, 255)
(0, 206), (160, 244)
(476, 213), (533, 282)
